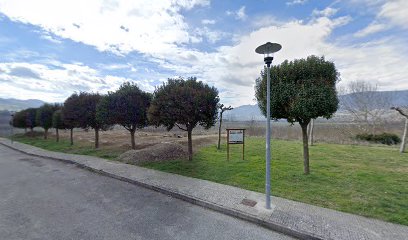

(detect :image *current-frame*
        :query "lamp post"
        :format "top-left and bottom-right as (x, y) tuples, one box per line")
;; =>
(255, 42), (282, 209)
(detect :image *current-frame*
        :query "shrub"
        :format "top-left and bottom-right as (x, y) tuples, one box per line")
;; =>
(356, 133), (401, 145)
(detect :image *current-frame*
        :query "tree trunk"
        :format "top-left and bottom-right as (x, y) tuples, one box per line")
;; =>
(30, 127), (33, 133)
(44, 128), (48, 139)
(308, 119), (314, 146)
(70, 128), (74, 146)
(56, 128), (59, 142)
(187, 128), (193, 161)
(95, 128), (99, 149)
(400, 118), (408, 153)
(130, 130), (136, 150)
(217, 112), (223, 150)
(300, 122), (310, 175)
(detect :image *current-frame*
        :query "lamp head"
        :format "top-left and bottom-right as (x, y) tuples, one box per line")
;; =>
(255, 42), (282, 67)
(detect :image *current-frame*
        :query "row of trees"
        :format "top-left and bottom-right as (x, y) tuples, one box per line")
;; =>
(12, 77), (219, 161)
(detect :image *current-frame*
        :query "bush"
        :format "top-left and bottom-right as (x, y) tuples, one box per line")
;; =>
(356, 133), (401, 145)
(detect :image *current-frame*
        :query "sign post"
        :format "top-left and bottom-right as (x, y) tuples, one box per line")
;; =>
(226, 128), (245, 160)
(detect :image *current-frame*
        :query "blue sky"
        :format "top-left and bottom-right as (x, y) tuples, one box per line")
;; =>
(0, 0), (407, 106)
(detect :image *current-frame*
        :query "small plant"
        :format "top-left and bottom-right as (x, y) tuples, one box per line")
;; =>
(356, 133), (401, 145)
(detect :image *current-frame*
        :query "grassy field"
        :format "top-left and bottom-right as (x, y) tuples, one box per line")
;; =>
(143, 138), (408, 225)
(11, 134), (123, 160)
(10, 134), (408, 225)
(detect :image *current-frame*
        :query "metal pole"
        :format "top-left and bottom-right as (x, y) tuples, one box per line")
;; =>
(265, 62), (271, 209)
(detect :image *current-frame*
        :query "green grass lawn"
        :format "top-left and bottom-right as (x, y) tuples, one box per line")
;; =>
(143, 137), (408, 226)
(10, 134), (408, 225)
(11, 134), (122, 160)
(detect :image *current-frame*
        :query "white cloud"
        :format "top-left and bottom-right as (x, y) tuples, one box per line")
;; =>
(354, 22), (388, 37)
(312, 7), (338, 17)
(0, 62), (154, 102)
(0, 0), (208, 56)
(286, 0), (308, 6)
(378, 0), (408, 29)
(201, 19), (216, 25)
(226, 6), (247, 21)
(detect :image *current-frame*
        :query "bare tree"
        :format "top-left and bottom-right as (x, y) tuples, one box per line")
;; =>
(308, 118), (315, 146)
(391, 107), (408, 153)
(217, 104), (233, 149)
(340, 81), (392, 134)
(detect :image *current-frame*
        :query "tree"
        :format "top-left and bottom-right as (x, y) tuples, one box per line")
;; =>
(12, 110), (28, 131)
(340, 81), (392, 134)
(97, 82), (151, 149)
(63, 93), (82, 146)
(391, 107), (408, 153)
(36, 104), (59, 139)
(217, 104), (233, 149)
(255, 55), (339, 174)
(148, 77), (219, 161)
(52, 109), (67, 142)
(25, 108), (37, 132)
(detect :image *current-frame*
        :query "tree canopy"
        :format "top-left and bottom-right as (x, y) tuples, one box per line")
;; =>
(97, 82), (151, 149)
(255, 55), (339, 174)
(148, 77), (219, 160)
(36, 104), (59, 139)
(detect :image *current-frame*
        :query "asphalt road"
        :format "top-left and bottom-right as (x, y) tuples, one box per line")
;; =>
(0, 145), (295, 240)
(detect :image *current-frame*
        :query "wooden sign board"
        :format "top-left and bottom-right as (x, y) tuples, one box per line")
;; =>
(226, 128), (245, 160)
(228, 129), (244, 143)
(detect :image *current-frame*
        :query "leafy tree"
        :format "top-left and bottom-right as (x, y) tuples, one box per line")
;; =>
(52, 109), (67, 142)
(63, 93), (82, 145)
(97, 82), (151, 149)
(255, 55), (339, 174)
(65, 92), (109, 148)
(25, 108), (38, 132)
(217, 104), (233, 150)
(148, 77), (219, 160)
(12, 110), (28, 131)
(36, 104), (58, 139)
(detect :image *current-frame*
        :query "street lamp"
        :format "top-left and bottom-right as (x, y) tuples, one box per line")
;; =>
(255, 42), (282, 209)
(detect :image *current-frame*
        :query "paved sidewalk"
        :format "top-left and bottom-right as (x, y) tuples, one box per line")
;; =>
(1, 138), (407, 240)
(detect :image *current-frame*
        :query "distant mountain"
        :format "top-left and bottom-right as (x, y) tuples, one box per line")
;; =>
(223, 104), (264, 121)
(338, 90), (408, 110)
(0, 98), (45, 111)
(223, 90), (408, 121)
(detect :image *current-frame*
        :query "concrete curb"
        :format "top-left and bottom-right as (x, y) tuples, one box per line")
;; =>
(0, 140), (323, 240)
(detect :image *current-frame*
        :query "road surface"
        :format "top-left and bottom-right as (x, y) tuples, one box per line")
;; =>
(0, 145), (294, 240)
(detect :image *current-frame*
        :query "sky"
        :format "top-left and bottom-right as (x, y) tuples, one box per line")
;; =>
(0, 0), (407, 107)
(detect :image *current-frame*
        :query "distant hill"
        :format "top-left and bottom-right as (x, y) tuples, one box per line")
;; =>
(223, 104), (264, 121)
(0, 98), (45, 111)
(338, 90), (408, 110)
(223, 90), (408, 121)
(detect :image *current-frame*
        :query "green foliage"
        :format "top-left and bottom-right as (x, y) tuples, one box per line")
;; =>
(97, 82), (151, 131)
(52, 109), (67, 129)
(36, 103), (59, 130)
(148, 77), (219, 131)
(63, 92), (109, 131)
(63, 93), (81, 129)
(356, 133), (401, 145)
(25, 108), (38, 130)
(255, 55), (339, 125)
(12, 110), (27, 129)
(255, 55), (339, 174)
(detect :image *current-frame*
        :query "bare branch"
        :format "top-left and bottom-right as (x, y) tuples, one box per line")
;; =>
(391, 107), (408, 118)
(175, 123), (187, 131)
